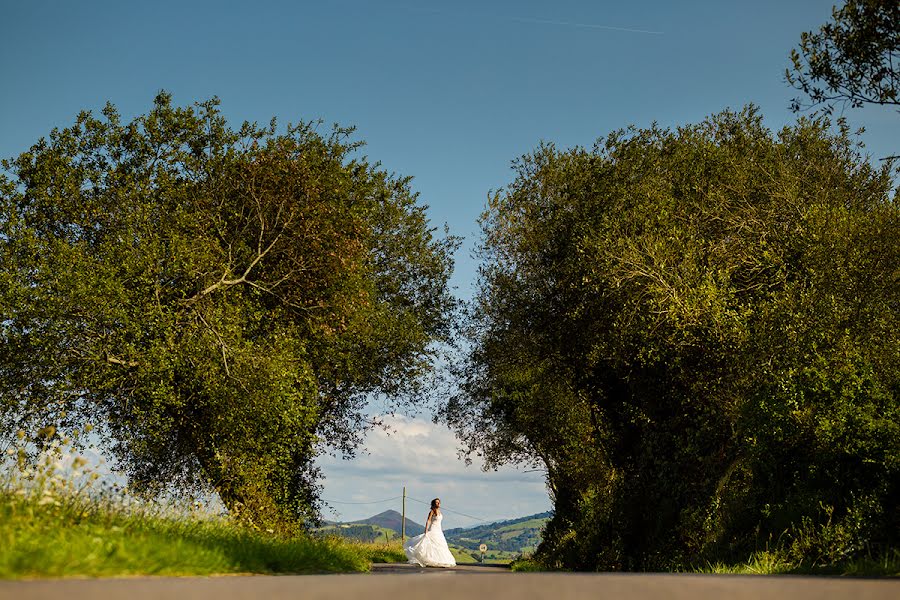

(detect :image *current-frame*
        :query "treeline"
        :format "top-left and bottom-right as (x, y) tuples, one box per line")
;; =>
(444, 108), (899, 570)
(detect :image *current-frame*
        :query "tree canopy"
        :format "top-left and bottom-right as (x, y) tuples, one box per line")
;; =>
(0, 93), (458, 529)
(787, 0), (900, 116)
(445, 108), (899, 569)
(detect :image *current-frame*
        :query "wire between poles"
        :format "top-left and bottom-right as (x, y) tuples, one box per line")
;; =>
(321, 494), (494, 523)
(322, 496), (402, 505)
(407, 496), (492, 523)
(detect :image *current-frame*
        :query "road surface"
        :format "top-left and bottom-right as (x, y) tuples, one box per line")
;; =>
(1, 564), (897, 600)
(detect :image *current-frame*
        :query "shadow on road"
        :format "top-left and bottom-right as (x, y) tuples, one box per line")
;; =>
(370, 563), (511, 575)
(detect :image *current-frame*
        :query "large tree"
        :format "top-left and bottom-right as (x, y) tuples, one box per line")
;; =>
(0, 93), (458, 530)
(787, 0), (900, 116)
(445, 108), (900, 569)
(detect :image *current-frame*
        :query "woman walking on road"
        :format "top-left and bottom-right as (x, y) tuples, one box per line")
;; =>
(403, 498), (456, 568)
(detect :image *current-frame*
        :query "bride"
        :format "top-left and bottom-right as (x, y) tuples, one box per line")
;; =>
(403, 498), (457, 568)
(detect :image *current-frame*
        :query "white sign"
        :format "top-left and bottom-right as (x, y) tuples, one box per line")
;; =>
(479, 544), (487, 553)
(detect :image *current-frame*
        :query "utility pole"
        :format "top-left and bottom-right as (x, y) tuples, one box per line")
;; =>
(401, 486), (407, 544)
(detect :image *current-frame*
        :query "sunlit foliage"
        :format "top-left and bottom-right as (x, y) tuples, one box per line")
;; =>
(0, 93), (458, 530)
(446, 108), (899, 570)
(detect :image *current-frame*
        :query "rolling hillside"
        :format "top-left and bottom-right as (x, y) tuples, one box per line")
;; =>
(317, 509), (552, 562)
(444, 511), (551, 554)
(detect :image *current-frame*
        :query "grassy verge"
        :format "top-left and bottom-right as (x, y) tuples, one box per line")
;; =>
(509, 558), (547, 572)
(0, 491), (404, 579)
(1, 437), (405, 579)
(340, 539), (406, 566)
(691, 550), (900, 577)
(511, 551), (900, 576)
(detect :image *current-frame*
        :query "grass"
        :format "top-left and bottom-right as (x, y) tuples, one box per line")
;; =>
(692, 550), (900, 577)
(448, 544), (520, 565)
(0, 490), (405, 579)
(511, 551), (900, 576)
(449, 545), (478, 564)
(509, 558), (547, 572)
(0, 443), (405, 580)
(344, 539), (406, 565)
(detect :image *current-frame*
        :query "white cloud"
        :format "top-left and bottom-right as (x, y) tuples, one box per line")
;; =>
(315, 414), (552, 527)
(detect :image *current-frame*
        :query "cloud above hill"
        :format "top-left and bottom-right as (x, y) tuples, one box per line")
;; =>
(315, 414), (551, 527)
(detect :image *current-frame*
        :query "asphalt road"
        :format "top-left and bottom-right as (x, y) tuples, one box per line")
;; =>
(2, 564), (897, 600)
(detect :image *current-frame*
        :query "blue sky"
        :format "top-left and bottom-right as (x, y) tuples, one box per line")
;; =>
(3, 1), (897, 525)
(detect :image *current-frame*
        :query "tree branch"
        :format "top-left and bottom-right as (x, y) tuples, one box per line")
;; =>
(105, 354), (139, 368)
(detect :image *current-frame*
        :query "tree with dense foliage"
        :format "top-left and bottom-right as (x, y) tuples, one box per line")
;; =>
(0, 93), (458, 530)
(787, 0), (900, 116)
(444, 108), (899, 570)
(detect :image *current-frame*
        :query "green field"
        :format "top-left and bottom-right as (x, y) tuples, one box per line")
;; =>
(444, 512), (550, 557)
(449, 544), (519, 565)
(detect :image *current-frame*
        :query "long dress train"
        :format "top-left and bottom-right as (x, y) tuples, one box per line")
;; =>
(403, 511), (456, 567)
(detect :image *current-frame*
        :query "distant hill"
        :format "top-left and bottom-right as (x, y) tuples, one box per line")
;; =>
(353, 510), (425, 536)
(317, 509), (552, 561)
(316, 510), (424, 542)
(444, 511), (552, 554)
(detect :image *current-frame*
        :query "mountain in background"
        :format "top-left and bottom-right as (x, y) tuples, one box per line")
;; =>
(353, 509), (425, 536)
(317, 509), (424, 542)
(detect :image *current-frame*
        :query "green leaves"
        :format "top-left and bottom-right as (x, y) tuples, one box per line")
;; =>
(0, 93), (457, 530)
(449, 107), (900, 569)
(787, 0), (900, 117)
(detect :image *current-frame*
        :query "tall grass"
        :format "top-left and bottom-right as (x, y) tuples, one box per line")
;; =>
(0, 439), (404, 579)
(693, 549), (900, 577)
(509, 558), (549, 572)
(513, 550), (900, 576)
(512, 551), (900, 576)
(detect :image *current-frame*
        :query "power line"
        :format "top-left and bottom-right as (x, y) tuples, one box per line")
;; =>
(321, 493), (496, 524)
(322, 496), (401, 505)
(407, 496), (492, 523)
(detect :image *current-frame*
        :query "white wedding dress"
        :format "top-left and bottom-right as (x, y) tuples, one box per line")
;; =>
(403, 511), (456, 567)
